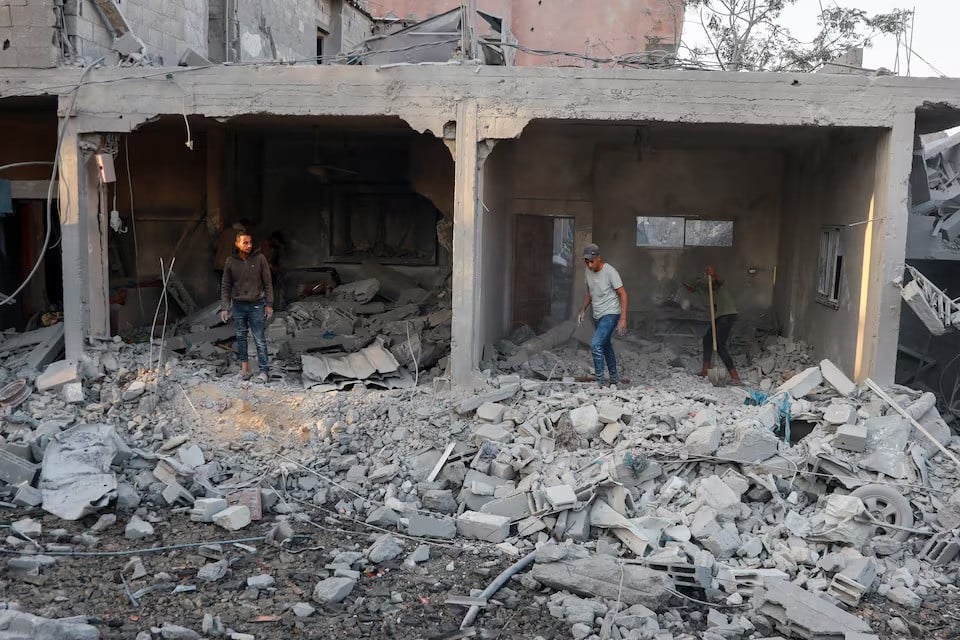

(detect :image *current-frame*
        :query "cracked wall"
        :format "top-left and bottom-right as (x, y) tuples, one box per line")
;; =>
(0, 0), (61, 68)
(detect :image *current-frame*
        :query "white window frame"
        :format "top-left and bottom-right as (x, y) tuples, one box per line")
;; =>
(816, 226), (843, 309)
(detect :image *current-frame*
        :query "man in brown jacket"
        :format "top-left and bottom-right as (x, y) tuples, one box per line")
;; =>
(220, 230), (274, 382)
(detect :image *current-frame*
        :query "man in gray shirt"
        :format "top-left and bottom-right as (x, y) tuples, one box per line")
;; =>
(576, 244), (628, 386)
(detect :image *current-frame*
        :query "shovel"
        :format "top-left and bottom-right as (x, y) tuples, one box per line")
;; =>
(706, 274), (727, 387)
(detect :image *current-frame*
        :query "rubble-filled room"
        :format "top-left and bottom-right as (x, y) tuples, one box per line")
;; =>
(101, 114), (454, 386)
(0, 99), (62, 337)
(475, 120), (887, 385)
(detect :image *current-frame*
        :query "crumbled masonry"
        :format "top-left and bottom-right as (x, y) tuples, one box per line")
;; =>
(0, 282), (959, 639)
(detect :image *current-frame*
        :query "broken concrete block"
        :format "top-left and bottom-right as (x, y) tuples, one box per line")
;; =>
(0, 449), (39, 486)
(823, 402), (857, 425)
(11, 517), (41, 538)
(696, 476), (742, 520)
(122, 380), (146, 401)
(247, 574), (275, 589)
(901, 279), (946, 335)
(367, 534), (403, 564)
(313, 576), (356, 605)
(212, 505), (251, 531)
(827, 573), (868, 606)
(543, 485), (577, 510)
(189, 498), (228, 522)
(597, 401), (624, 424)
(841, 557), (878, 587)
(685, 425), (721, 456)
(756, 579), (873, 638)
(456, 511), (511, 542)
(532, 552), (673, 608)
(599, 422), (622, 445)
(820, 359), (856, 396)
(569, 405), (601, 439)
(368, 463), (399, 483)
(472, 423), (512, 443)
(834, 424), (867, 453)
(0, 610), (99, 639)
(61, 382), (84, 404)
(125, 515), (154, 540)
(716, 425), (779, 463)
(937, 488), (960, 530)
(292, 602), (316, 617)
(477, 402), (507, 422)
(480, 492), (531, 520)
(775, 366), (823, 398)
(886, 585), (922, 609)
(421, 489), (458, 514)
(197, 559), (228, 582)
(13, 484), (42, 507)
(407, 513), (456, 539)
(36, 360), (79, 392)
(178, 47), (211, 66)
(366, 506), (401, 528)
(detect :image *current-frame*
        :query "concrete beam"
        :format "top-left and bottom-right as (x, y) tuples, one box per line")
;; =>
(7, 66), (960, 135)
(450, 99), (481, 386)
(58, 120), (109, 360)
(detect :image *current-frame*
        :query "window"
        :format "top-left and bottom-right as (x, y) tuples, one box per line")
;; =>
(685, 219), (734, 247)
(636, 216), (734, 248)
(636, 216), (684, 248)
(816, 226), (843, 308)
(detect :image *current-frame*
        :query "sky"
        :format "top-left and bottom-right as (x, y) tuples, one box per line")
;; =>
(684, 0), (960, 78)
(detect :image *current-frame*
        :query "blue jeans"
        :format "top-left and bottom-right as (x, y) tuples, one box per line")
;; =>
(233, 301), (268, 372)
(591, 314), (619, 383)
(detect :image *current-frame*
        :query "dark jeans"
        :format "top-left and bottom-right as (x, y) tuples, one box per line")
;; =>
(233, 301), (269, 372)
(591, 314), (619, 383)
(704, 313), (737, 371)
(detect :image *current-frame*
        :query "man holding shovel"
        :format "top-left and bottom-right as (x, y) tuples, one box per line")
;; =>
(684, 266), (741, 385)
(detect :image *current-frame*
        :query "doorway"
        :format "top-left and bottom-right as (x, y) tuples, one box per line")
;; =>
(512, 214), (575, 331)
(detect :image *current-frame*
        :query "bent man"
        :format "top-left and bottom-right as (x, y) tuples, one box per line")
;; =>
(684, 266), (741, 384)
(220, 230), (274, 382)
(577, 244), (628, 387)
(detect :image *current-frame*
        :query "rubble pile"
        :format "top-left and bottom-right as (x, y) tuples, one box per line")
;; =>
(0, 322), (958, 638)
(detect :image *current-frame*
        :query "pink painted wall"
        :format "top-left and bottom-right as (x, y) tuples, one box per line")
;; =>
(372, 0), (682, 67)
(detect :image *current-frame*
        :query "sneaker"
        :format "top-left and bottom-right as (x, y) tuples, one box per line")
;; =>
(254, 372), (268, 383)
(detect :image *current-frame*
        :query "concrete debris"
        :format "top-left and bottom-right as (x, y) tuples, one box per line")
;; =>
(2, 312), (958, 637)
(0, 608), (99, 639)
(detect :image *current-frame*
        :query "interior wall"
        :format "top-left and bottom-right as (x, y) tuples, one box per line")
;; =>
(592, 147), (782, 322)
(478, 140), (515, 347)
(776, 131), (882, 376)
(502, 123), (783, 336)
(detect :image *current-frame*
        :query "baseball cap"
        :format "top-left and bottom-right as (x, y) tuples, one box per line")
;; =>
(582, 244), (600, 259)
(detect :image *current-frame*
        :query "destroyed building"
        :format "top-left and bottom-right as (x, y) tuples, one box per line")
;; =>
(1, 2), (960, 640)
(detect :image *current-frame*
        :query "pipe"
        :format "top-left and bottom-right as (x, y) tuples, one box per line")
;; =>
(460, 550), (536, 630)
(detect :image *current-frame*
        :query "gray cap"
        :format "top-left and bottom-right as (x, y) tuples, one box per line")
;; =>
(583, 243), (600, 259)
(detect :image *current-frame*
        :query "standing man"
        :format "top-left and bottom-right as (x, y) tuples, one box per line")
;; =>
(577, 244), (628, 387)
(684, 266), (741, 384)
(220, 230), (274, 382)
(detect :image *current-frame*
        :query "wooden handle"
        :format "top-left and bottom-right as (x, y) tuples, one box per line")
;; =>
(707, 275), (718, 352)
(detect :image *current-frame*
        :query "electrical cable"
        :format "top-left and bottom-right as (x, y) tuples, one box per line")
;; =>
(0, 57), (105, 307)
(124, 135), (144, 317)
(0, 161), (55, 173)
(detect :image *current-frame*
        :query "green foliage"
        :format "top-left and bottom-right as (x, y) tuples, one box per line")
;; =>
(685, 0), (912, 72)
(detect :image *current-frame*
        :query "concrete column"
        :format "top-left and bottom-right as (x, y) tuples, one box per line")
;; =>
(59, 120), (109, 360)
(860, 112), (915, 384)
(450, 99), (482, 386)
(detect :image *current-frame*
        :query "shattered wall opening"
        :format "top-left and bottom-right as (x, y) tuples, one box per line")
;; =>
(105, 115), (453, 340)
(0, 98), (61, 333)
(479, 120), (885, 379)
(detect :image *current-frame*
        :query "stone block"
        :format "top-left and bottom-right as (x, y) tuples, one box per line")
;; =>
(457, 511), (511, 542)
(479, 492), (531, 520)
(819, 359), (856, 396)
(570, 405), (601, 439)
(757, 580), (873, 638)
(597, 401), (624, 424)
(367, 534), (403, 563)
(13, 484), (42, 507)
(125, 515), (154, 540)
(212, 505), (252, 531)
(407, 513), (456, 539)
(696, 476), (742, 519)
(313, 577), (356, 605)
(775, 366), (822, 398)
(834, 424), (867, 453)
(938, 488), (960, 530)
(476, 402), (506, 422)
(543, 484), (577, 509)
(0, 449), (39, 486)
(36, 360), (79, 392)
(823, 402), (857, 425)
(685, 425), (721, 456)
(716, 425), (779, 463)
(472, 423), (512, 443)
(421, 489), (458, 514)
(61, 382), (84, 404)
(365, 506), (400, 528)
(599, 422), (622, 445)
(189, 497), (228, 522)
